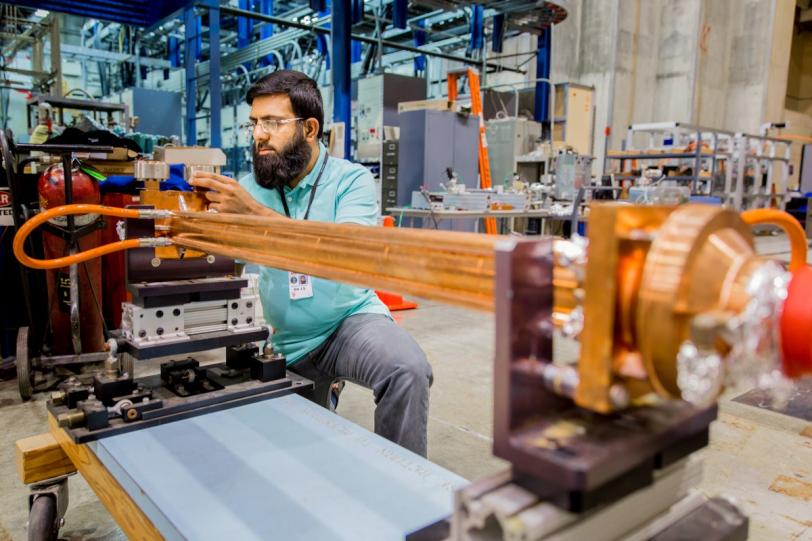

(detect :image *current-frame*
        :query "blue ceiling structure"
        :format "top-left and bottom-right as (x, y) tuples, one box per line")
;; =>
(3, 0), (194, 27)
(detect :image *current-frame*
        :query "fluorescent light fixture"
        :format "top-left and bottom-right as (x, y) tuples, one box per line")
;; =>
(34, 8), (49, 17)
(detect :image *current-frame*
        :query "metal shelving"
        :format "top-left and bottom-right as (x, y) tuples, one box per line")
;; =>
(605, 122), (735, 197)
(605, 122), (794, 210)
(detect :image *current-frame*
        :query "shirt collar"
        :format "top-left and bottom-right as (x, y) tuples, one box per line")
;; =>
(287, 142), (326, 193)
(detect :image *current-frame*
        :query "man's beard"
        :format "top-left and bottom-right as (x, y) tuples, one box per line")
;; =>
(252, 128), (312, 190)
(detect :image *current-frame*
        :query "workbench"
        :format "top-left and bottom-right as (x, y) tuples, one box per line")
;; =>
(29, 393), (466, 540)
(388, 207), (575, 234)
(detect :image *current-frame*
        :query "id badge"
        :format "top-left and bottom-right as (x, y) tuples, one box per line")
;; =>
(288, 272), (314, 300)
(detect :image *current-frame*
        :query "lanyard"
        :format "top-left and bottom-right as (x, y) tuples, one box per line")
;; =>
(278, 155), (329, 220)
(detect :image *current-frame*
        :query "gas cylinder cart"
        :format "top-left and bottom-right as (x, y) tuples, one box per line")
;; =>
(0, 130), (120, 402)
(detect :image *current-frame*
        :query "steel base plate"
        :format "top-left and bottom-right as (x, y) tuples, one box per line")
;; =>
(49, 367), (313, 443)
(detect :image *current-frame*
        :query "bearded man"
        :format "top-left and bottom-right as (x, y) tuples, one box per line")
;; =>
(189, 70), (432, 457)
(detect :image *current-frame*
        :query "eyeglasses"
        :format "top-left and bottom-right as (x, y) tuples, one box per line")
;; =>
(240, 117), (303, 137)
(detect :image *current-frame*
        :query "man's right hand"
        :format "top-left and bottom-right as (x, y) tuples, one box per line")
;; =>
(189, 172), (283, 217)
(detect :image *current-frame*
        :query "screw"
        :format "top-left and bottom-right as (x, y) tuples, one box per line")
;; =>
(206, 255), (216, 264)
(231, 318), (238, 326)
(231, 302), (239, 310)
(173, 308), (181, 316)
(246, 301), (253, 308)
(156, 327), (164, 336)
(156, 310), (164, 318)
(150, 257), (161, 268)
(138, 330), (147, 338)
(609, 384), (630, 409)
(246, 317), (253, 324)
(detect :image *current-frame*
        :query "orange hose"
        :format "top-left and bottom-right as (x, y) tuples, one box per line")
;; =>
(14, 204), (144, 270)
(740, 208), (808, 272)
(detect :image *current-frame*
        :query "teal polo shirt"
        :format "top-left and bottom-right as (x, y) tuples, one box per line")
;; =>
(239, 143), (390, 365)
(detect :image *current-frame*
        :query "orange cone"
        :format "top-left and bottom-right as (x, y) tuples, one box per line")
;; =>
(375, 216), (418, 311)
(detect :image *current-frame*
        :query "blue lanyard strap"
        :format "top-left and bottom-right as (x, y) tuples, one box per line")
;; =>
(277, 155), (329, 220)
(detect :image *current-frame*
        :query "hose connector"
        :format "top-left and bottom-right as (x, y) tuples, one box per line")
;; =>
(138, 237), (174, 248)
(138, 209), (175, 219)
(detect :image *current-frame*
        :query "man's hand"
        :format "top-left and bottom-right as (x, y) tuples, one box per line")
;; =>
(189, 172), (281, 217)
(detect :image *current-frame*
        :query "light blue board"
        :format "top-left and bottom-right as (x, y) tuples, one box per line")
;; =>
(89, 393), (467, 540)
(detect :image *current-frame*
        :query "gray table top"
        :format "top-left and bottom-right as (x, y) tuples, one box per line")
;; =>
(388, 207), (554, 218)
(90, 393), (466, 540)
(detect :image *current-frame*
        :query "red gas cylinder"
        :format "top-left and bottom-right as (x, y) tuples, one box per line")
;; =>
(38, 164), (104, 355)
(780, 265), (812, 378)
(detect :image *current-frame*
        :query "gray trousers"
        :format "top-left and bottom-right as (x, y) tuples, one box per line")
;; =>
(289, 313), (433, 457)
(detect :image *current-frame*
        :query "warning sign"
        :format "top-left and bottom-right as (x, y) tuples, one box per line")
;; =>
(0, 189), (12, 226)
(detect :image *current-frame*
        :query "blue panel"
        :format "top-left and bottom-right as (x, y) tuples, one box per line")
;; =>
(92, 394), (466, 541)
(492, 13), (505, 53)
(332, 0), (352, 159)
(184, 6), (196, 145)
(131, 88), (182, 137)
(310, 0), (326, 12)
(470, 4), (484, 52)
(209, 6), (222, 148)
(392, 0), (407, 29)
(534, 29), (551, 124)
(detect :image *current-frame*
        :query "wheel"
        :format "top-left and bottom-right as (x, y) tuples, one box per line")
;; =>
(27, 495), (59, 541)
(120, 352), (134, 378)
(16, 327), (33, 401)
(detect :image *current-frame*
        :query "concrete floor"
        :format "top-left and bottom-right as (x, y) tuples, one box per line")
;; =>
(1, 234), (811, 540)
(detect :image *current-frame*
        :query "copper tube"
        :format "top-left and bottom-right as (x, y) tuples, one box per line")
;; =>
(170, 212), (501, 311)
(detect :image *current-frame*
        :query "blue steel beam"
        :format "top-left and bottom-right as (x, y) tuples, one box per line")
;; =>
(209, 4), (222, 148)
(351, 0), (362, 63)
(492, 13), (505, 53)
(412, 19), (426, 75)
(184, 6), (197, 145)
(469, 4), (484, 52)
(237, 0), (253, 48)
(534, 28), (551, 124)
(392, 0), (407, 29)
(331, 0), (351, 159)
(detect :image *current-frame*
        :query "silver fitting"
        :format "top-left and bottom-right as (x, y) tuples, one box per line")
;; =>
(137, 209), (175, 219)
(134, 160), (170, 181)
(138, 237), (174, 248)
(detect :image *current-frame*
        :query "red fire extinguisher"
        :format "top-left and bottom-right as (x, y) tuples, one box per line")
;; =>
(37, 163), (104, 355)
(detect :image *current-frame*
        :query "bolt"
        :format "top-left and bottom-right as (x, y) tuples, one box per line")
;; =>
(231, 318), (238, 326)
(138, 330), (147, 338)
(609, 384), (630, 409)
(206, 255), (216, 264)
(150, 257), (161, 268)
(156, 327), (164, 336)
(246, 317), (253, 324)
(57, 411), (85, 428)
(246, 301), (253, 308)
(156, 310), (164, 318)
(231, 302), (239, 309)
(173, 308), (181, 316)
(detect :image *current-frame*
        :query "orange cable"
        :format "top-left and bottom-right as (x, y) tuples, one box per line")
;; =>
(14, 204), (146, 270)
(740, 208), (808, 272)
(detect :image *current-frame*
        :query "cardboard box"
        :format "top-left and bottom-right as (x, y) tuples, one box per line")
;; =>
(397, 99), (454, 114)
